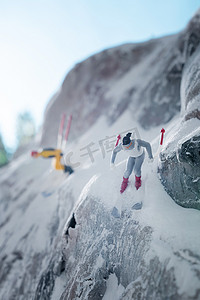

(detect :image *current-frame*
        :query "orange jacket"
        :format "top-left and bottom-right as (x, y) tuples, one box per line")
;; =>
(36, 148), (65, 171)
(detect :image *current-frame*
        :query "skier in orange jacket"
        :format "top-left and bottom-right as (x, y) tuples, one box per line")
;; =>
(31, 148), (73, 174)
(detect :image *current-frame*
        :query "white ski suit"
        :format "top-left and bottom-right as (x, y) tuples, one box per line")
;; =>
(111, 139), (153, 178)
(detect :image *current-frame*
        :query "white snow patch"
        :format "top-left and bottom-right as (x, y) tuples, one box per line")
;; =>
(159, 116), (200, 158)
(51, 274), (66, 300)
(102, 273), (125, 300)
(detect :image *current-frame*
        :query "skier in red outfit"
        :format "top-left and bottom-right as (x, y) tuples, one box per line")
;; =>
(111, 132), (153, 193)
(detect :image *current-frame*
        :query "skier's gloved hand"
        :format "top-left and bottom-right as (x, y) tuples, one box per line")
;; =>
(148, 157), (154, 163)
(110, 163), (115, 170)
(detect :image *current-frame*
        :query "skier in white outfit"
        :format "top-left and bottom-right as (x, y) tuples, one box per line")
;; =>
(111, 132), (153, 193)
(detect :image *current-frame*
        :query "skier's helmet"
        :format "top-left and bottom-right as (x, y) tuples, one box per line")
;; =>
(122, 132), (132, 145)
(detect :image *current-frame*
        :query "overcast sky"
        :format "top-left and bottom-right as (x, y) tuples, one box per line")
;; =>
(0, 0), (199, 150)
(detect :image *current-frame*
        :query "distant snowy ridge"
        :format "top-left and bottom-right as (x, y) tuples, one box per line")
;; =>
(41, 9), (200, 148)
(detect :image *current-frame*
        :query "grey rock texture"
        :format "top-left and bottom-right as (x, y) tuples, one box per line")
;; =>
(40, 35), (180, 147)
(39, 11), (199, 147)
(0, 156), (76, 300)
(159, 34), (200, 210)
(57, 192), (200, 300)
(159, 135), (200, 209)
(40, 10), (200, 148)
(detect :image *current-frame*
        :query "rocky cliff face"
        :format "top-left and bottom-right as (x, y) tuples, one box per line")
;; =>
(41, 33), (182, 147)
(40, 10), (200, 148)
(159, 41), (200, 210)
(34, 166), (200, 300)
(0, 156), (77, 300)
(59, 195), (199, 300)
(159, 132), (200, 209)
(40, 10), (200, 152)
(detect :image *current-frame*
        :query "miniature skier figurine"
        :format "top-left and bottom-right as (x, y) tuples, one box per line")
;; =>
(111, 132), (153, 193)
(31, 148), (74, 175)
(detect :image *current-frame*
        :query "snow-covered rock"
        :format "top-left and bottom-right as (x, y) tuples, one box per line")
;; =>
(159, 43), (200, 209)
(36, 159), (200, 300)
(40, 9), (200, 148)
(41, 35), (179, 147)
(0, 153), (80, 300)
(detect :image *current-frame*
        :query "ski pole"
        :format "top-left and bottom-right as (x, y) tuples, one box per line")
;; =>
(62, 114), (72, 149)
(115, 134), (121, 147)
(64, 115), (72, 142)
(57, 113), (66, 149)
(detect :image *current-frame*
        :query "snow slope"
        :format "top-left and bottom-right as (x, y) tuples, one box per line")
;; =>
(60, 130), (200, 299)
(41, 9), (200, 148)
(1, 10), (200, 300)
(0, 109), (200, 300)
(34, 111), (200, 299)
